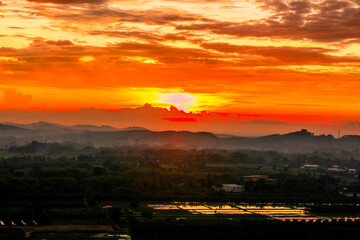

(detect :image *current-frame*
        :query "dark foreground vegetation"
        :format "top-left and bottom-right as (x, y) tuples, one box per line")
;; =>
(1, 142), (360, 238)
(1, 142), (360, 203)
(131, 219), (360, 240)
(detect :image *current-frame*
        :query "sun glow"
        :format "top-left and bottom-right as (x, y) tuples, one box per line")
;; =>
(156, 93), (197, 111)
(0, 57), (19, 62)
(79, 56), (95, 62)
(1, 0), (360, 127)
(122, 56), (161, 64)
(154, 91), (233, 112)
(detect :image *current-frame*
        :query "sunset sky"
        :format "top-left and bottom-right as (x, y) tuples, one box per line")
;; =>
(1, 0), (360, 135)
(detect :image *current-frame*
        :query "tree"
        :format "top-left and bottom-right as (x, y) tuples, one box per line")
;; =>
(141, 211), (153, 220)
(93, 166), (107, 176)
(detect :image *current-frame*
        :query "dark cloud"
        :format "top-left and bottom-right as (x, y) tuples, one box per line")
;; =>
(27, 0), (107, 4)
(17, 0), (360, 43)
(110, 41), (221, 61)
(163, 33), (188, 41)
(173, 0), (360, 43)
(46, 40), (74, 45)
(1, 36), (359, 77)
(88, 30), (162, 41)
(35, 6), (205, 25)
(201, 42), (360, 64)
(0, 38), (223, 73)
(88, 30), (192, 42)
(41, 8), (133, 22)
(256, 0), (314, 13)
(256, 0), (290, 12)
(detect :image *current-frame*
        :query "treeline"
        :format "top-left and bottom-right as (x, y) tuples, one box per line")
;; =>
(4, 142), (360, 168)
(0, 154), (137, 204)
(0, 156), (355, 204)
(245, 173), (338, 195)
(0, 145), (359, 204)
(8, 141), (75, 154)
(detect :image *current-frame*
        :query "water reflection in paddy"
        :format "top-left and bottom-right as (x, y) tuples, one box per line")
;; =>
(205, 205), (238, 210)
(190, 209), (249, 215)
(31, 233), (131, 240)
(214, 210), (249, 215)
(147, 203), (360, 222)
(148, 204), (179, 210)
(239, 205), (296, 210)
(177, 205), (211, 210)
(235, 204), (317, 221)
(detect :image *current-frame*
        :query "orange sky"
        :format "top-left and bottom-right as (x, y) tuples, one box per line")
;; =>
(1, 0), (360, 134)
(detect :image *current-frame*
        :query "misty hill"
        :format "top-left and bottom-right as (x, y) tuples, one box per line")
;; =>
(220, 129), (343, 153)
(1, 122), (360, 153)
(2, 121), (148, 132)
(4, 121), (71, 132)
(8, 140), (75, 154)
(70, 124), (119, 131)
(0, 124), (31, 135)
(119, 126), (149, 131)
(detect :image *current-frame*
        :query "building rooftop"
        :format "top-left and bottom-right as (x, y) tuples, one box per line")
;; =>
(222, 184), (243, 188)
(243, 175), (268, 178)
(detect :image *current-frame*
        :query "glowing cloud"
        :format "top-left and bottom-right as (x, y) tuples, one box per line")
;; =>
(123, 56), (161, 64)
(79, 56), (95, 62)
(1, 0), (360, 133)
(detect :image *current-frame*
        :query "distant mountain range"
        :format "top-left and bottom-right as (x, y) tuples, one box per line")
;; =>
(2, 121), (148, 132)
(1, 121), (360, 153)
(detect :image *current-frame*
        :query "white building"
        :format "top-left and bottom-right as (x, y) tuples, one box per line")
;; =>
(222, 184), (244, 193)
(301, 164), (320, 169)
(348, 169), (357, 174)
(327, 168), (346, 172)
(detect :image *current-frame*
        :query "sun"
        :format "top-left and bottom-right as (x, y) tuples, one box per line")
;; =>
(156, 92), (197, 112)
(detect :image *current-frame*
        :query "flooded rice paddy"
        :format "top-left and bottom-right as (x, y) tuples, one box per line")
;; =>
(148, 203), (360, 222)
(31, 233), (131, 240)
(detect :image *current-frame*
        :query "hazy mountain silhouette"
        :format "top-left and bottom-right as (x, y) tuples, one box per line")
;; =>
(0, 123), (31, 134)
(1, 122), (360, 153)
(70, 124), (119, 131)
(4, 121), (69, 131)
(0, 106), (355, 136)
(3, 121), (149, 132)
